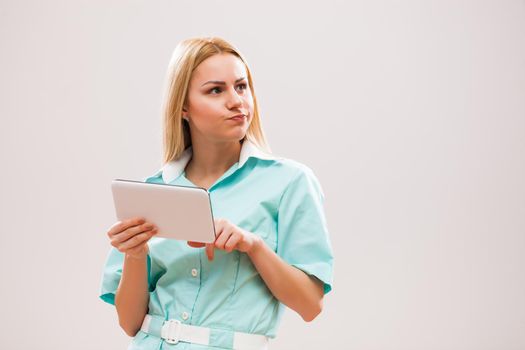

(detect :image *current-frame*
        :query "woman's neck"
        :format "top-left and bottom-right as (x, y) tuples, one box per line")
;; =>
(185, 138), (242, 181)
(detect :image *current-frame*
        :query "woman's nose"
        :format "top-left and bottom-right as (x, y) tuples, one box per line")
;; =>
(226, 88), (243, 109)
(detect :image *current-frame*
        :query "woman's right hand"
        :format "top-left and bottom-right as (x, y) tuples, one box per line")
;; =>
(106, 217), (158, 259)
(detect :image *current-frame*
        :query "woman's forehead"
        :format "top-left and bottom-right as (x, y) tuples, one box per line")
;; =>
(192, 53), (247, 84)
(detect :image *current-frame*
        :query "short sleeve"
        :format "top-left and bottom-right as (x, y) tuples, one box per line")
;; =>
(99, 248), (162, 305)
(99, 247), (128, 305)
(99, 172), (165, 306)
(276, 167), (334, 294)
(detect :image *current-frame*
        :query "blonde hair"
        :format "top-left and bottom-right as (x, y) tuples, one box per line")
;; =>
(161, 36), (271, 164)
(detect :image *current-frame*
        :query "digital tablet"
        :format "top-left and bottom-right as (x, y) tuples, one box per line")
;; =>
(111, 179), (216, 243)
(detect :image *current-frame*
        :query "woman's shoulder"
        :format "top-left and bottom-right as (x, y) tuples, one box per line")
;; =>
(268, 155), (318, 178)
(267, 156), (326, 203)
(260, 155), (323, 192)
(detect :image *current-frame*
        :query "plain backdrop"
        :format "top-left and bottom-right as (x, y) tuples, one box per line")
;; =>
(1, 1), (524, 349)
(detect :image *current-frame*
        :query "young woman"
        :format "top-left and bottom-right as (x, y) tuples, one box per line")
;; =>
(100, 36), (334, 350)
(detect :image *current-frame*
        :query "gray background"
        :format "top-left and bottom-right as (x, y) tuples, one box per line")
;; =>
(1, 0), (524, 349)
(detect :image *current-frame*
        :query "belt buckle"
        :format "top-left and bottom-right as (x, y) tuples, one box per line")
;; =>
(161, 319), (182, 345)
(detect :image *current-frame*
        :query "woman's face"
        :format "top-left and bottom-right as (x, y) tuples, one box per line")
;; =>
(183, 53), (254, 144)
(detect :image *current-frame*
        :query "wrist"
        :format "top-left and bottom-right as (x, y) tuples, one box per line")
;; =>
(125, 245), (149, 261)
(247, 235), (264, 257)
(125, 253), (147, 261)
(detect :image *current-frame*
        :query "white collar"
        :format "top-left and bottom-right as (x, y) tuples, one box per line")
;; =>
(160, 139), (277, 184)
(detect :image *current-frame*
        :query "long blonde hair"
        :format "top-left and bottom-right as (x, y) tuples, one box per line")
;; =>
(161, 36), (270, 164)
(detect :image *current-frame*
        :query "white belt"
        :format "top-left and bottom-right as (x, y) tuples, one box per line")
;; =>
(140, 314), (269, 350)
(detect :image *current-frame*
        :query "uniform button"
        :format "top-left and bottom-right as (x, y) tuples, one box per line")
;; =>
(191, 268), (198, 277)
(182, 311), (189, 320)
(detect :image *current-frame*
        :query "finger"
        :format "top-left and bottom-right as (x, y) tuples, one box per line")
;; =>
(205, 243), (214, 261)
(187, 241), (205, 248)
(215, 227), (234, 250)
(107, 217), (145, 237)
(224, 233), (242, 253)
(214, 218), (227, 237)
(107, 217), (146, 238)
(117, 230), (155, 252)
(117, 229), (157, 252)
(111, 222), (156, 246)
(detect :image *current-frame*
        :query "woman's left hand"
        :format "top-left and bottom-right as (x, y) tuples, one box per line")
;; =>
(187, 218), (261, 260)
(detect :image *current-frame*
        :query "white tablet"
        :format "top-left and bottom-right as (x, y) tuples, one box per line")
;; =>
(111, 179), (216, 243)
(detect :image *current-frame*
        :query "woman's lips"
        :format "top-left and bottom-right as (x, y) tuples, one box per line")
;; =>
(228, 114), (246, 122)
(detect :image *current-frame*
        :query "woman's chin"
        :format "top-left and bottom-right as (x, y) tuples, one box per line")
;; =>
(210, 132), (247, 144)
(224, 127), (249, 141)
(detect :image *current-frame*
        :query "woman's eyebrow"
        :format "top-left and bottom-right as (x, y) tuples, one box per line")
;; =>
(201, 77), (246, 87)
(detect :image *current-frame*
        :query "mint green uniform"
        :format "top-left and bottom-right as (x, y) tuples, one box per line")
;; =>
(99, 140), (334, 349)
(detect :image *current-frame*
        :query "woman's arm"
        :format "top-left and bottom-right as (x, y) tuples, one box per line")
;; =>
(107, 217), (158, 336)
(247, 236), (324, 322)
(114, 252), (150, 336)
(190, 219), (325, 322)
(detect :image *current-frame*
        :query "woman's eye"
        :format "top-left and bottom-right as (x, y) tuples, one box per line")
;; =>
(209, 84), (247, 95)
